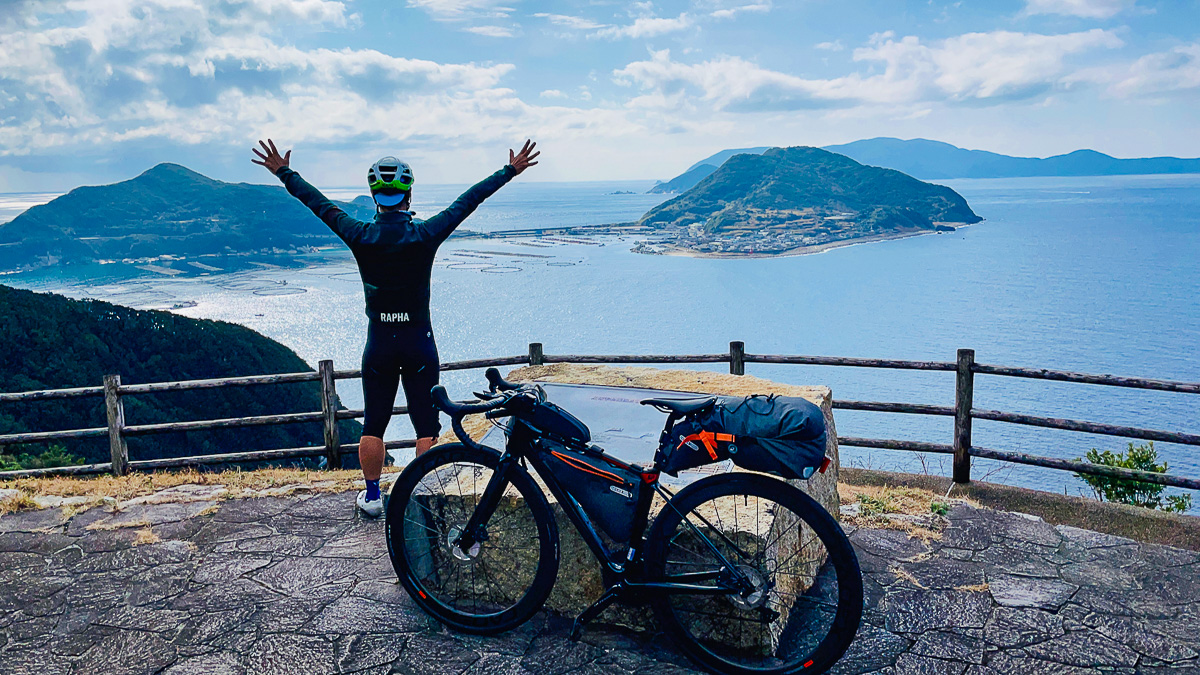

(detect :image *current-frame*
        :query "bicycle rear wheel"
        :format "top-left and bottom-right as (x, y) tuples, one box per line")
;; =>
(644, 473), (862, 675)
(385, 443), (559, 634)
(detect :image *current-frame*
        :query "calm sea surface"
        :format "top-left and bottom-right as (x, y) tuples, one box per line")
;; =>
(5, 175), (1199, 507)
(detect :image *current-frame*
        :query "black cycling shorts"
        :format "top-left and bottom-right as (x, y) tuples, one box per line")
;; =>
(361, 321), (441, 439)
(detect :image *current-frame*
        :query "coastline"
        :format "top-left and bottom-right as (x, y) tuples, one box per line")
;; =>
(648, 228), (942, 260)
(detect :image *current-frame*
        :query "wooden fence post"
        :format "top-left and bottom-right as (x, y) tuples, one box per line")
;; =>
(103, 374), (128, 476)
(953, 349), (975, 484)
(729, 341), (745, 376)
(528, 343), (544, 366)
(319, 360), (341, 470)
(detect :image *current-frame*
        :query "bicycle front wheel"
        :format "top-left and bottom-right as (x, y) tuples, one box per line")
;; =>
(385, 443), (559, 635)
(644, 473), (862, 675)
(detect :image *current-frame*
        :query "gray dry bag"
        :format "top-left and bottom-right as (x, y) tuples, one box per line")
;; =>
(662, 394), (828, 480)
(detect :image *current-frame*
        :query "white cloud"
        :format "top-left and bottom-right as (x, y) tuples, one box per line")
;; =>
(0, 0), (719, 187)
(533, 13), (607, 31)
(614, 29), (1123, 111)
(709, 3), (771, 20)
(405, 0), (515, 21)
(815, 40), (844, 51)
(0, 0), (533, 160)
(464, 25), (515, 37)
(1022, 0), (1135, 19)
(1071, 43), (1200, 97)
(592, 14), (693, 40)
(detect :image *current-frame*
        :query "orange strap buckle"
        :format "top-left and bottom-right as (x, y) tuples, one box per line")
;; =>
(678, 430), (736, 460)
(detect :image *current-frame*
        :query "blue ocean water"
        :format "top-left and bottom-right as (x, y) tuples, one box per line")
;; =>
(5, 174), (1199, 507)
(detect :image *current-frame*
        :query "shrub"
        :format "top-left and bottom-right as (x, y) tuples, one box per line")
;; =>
(1074, 442), (1193, 513)
(0, 444), (86, 471)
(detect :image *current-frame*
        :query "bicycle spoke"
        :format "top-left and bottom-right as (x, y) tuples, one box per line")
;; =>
(392, 450), (554, 628)
(653, 481), (857, 673)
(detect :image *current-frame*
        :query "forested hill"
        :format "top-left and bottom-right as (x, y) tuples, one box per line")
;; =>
(0, 163), (376, 270)
(0, 285), (361, 468)
(640, 146), (980, 235)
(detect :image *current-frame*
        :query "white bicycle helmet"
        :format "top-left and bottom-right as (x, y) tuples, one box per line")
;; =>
(368, 156), (414, 207)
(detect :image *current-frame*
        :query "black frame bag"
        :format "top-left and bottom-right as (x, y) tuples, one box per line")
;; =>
(662, 394), (828, 480)
(537, 439), (642, 543)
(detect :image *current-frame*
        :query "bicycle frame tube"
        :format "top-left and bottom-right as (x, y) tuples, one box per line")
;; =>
(451, 414), (750, 598)
(523, 448), (630, 576)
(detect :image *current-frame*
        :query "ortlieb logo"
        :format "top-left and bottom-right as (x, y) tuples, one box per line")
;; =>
(380, 312), (410, 322)
(609, 485), (632, 499)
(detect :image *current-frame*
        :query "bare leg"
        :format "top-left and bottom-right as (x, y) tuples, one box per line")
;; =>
(415, 436), (438, 458)
(359, 435), (386, 481)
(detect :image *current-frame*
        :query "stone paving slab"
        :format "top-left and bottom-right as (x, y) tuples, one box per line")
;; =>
(1, 492), (1198, 674)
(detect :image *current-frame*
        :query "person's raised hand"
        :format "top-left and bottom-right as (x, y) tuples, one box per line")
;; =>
(508, 139), (540, 175)
(251, 139), (291, 174)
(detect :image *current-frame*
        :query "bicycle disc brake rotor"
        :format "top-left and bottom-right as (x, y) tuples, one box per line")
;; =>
(446, 526), (482, 562)
(729, 564), (769, 611)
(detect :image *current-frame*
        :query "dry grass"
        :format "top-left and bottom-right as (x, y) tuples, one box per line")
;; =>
(840, 482), (975, 540)
(86, 518), (152, 532)
(133, 527), (161, 546)
(891, 566), (927, 589)
(0, 465), (403, 510)
(0, 492), (39, 515)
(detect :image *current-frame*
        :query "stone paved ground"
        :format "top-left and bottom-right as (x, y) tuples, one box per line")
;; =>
(1, 490), (1198, 674)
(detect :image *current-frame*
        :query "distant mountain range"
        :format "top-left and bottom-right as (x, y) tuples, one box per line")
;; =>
(639, 146), (979, 255)
(648, 138), (1200, 193)
(0, 163), (377, 270)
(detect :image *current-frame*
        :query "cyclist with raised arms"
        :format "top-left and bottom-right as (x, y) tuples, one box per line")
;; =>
(252, 138), (540, 516)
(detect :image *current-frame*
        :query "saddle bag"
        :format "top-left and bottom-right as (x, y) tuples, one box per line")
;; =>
(662, 394), (828, 480)
(537, 439), (641, 543)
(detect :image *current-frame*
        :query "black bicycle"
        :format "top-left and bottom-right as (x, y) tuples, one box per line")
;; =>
(385, 369), (862, 675)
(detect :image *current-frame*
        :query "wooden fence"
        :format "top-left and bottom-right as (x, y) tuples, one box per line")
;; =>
(1, 342), (1197, 492)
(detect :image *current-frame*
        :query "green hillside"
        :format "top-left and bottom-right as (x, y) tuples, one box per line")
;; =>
(0, 285), (361, 468)
(648, 164), (719, 194)
(641, 146), (981, 236)
(0, 163), (375, 271)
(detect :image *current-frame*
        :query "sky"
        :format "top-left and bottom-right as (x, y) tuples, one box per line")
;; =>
(1, 0), (1198, 191)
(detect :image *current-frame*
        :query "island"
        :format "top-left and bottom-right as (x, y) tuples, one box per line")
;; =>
(0, 163), (380, 273)
(650, 139), (1200, 194)
(633, 146), (981, 258)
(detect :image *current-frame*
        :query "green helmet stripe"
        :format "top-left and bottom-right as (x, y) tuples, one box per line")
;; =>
(369, 177), (413, 191)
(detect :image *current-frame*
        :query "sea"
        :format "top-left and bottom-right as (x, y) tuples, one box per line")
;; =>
(3, 174), (1198, 509)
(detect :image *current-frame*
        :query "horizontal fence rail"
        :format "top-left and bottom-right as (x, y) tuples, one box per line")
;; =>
(973, 363), (1200, 394)
(747, 353), (957, 371)
(542, 353), (731, 365)
(0, 386), (105, 404)
(971, 409), (1200, 446)
(0, 342), (1196, 497)
(833, 400), (956, 416)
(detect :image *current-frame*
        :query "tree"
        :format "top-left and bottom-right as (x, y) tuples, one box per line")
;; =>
(1074, 442), (1193, 513)
(0, 444), (86, 471)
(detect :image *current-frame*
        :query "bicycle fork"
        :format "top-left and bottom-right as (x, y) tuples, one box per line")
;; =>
(450, 454), (519, 554)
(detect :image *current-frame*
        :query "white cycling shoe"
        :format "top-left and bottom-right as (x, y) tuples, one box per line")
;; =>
(356, 490), (384, 518)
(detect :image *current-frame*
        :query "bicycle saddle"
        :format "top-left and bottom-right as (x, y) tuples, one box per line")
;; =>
(639, 396), (717, 415)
